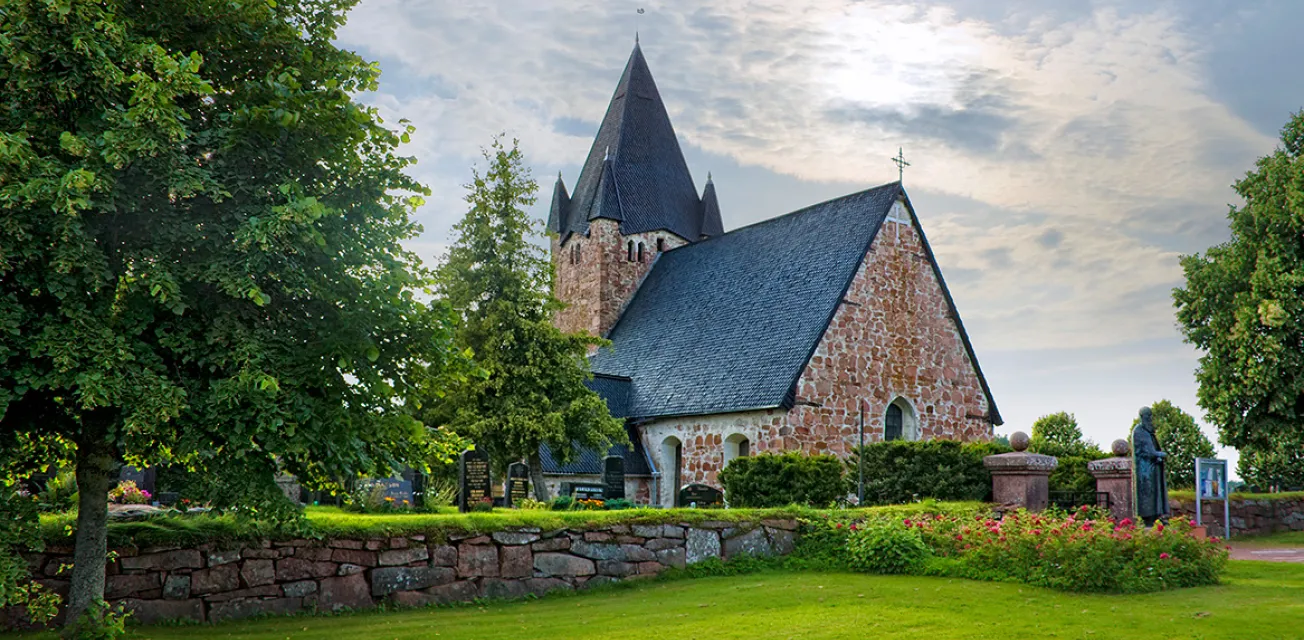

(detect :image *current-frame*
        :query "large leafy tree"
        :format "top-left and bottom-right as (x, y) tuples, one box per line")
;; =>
(1028, 411), (1101, 458)
(430, 137), (625, 500)
(1174, 110), (1304, 474)
(0, 0), (462, 625)
(1131, 400), (1216, 489)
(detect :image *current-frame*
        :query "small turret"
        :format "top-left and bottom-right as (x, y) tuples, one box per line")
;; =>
(546, 172), (570, 234)
(699, 173), (723, 239)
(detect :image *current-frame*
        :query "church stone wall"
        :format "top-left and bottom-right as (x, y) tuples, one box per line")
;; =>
(788, 198), (993, 453)
(553, 220), (687, 338)
(642, 410), (787, 506)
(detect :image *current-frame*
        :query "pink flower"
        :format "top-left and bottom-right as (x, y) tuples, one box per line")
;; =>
(904, 519), (912, 527)
(1159, 553), (1170, 560)
(1156, 522), (1165, 532)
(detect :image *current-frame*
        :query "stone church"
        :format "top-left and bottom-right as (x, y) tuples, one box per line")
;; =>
(539, 43), (1002, 506)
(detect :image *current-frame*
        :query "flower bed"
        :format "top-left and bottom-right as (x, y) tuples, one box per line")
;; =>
(802, 506), (1228, 593)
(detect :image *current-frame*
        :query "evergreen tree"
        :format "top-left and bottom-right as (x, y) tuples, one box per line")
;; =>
(430, 137), (625, 500)
(0, 0), (464, 626)
(1174, 110), (1304, 474)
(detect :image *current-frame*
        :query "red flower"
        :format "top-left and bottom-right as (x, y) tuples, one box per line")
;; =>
(1159, 552), (1170, 560)
(836, 523), (843, 529)
(904, 519), (913, 527)
(1156, 522), (1164, 532)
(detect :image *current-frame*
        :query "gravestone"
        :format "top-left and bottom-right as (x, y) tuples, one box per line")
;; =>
(458, 449), (491, 513)
(678, 483), (724, 508)
(505, 462), (530, 508)
(568, 484), (605, 500)
(367, 476), (413, 505)
(118, 466), (156, 495)
(402, 468), (426, 508)
(603, 455), (626, 501)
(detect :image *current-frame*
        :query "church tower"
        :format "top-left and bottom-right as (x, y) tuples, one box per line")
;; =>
(548, 42), (723, 338)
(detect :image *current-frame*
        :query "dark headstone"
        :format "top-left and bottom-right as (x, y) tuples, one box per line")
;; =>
(678, 484), (724, 508)
(403, 468), (426, 508)
(119, 466), (157, 495)
(506, 463), (530, 508)
(568, 484), (605, 500)
(458, 449), (491, 513)
(367, 477), (413, 505)
(603, 455), (626, 500)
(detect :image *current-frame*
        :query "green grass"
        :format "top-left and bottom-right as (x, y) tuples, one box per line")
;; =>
(1171, 489), (1304, 502)
(37, 501), (987, 549)
(8, 561), (1302, 640)
(1232, 530), (1304, 548)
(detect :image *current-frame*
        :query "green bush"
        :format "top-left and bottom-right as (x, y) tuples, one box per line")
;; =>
(845, 521), (931, 574)
(604, 498), (634, 510)
(719, 452), (845, 508)
(548, 496), (574, 511)
(846, 440), (1010, 505)
(1048, 455), (1106, 493)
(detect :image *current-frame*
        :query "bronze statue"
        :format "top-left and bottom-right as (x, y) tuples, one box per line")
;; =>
(1131, 406), (1170, 526)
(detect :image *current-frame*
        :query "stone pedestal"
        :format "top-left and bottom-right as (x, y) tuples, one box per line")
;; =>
(1087, 457), (1133, 522)
(983, 452), (1057, 512)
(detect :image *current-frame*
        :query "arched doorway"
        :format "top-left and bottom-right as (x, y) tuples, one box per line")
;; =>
(660, 436), (683, 507)
(723, 433), (750, 468)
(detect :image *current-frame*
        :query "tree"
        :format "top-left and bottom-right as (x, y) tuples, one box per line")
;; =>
(1237, 443), (1304, 491)
(1131, 400), (1216, 489)
(0, 0), (464, 626)
(1028, 412), (1101, 458)
(429, 137), (626, 500)
(1174, 110), (1304, 474)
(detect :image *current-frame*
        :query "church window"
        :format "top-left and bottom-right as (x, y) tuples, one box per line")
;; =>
(627, 240), (635, 262)
(885, 405), (903, 441)
(884, 398), (920, 442)
(724, 433), (750, 467)
(657, 238), (666, 252)
(637, 242), (645, 262)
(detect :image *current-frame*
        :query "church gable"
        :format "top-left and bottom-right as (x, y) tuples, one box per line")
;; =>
(788, 196), (1000, 455)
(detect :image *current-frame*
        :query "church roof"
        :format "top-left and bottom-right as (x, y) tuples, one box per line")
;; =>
(539, 422), (653, 477)
(548, 43), (714, 243)
(587, 182), (1003, 425)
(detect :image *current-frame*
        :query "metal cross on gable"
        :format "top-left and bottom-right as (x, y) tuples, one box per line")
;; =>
(892, 147), (910, 182)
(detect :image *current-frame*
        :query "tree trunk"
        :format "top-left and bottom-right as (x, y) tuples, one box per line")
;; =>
(66, 443), (117, 627)
(528, 452), (550, 501)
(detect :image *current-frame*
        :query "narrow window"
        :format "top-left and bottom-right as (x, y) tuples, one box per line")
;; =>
(739, 438), (750, 457)
(627, 240), (634, 262)
(637, 242), (645, 262)
(657, 238), (666, 252)
(885, 404), (903, 441)
(574, 243), (581, 264)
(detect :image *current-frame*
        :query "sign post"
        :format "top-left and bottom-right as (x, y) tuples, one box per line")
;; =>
(1194, 458), (1231, 539)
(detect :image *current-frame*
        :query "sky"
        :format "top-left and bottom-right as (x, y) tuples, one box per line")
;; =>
(334, 0), (1304, 476)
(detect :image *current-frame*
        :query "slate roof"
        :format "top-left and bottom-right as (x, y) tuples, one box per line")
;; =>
(539, 424), (653, 476)
(589, 183), (903, 418)
(547, 43), (715, 243)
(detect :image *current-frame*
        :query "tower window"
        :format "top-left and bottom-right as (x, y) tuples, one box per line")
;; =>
(627, 240), (634, 262)
(570, 243), (581, 264)
(657, 238), (665, 252)
(637, 242), (645, 262)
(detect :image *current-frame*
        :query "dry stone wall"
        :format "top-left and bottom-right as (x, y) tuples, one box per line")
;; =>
(6, 518), (797, 630)
(1170, 496), (1304, 537)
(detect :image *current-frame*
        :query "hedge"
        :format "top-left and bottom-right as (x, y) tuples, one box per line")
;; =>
(846, 440), (1010, 505)
(718, 452), (846, 507)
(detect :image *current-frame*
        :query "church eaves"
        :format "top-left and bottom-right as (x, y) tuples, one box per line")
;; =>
(548, 42), (713, 243)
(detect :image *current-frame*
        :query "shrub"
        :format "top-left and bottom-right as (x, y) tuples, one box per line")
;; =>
(37, 471), (77, 513)
(107, 480), (151, 505)
(548, 496), (573, 511)
(846, 521), (931, 574)
(1048, 455), (1105, 493)
(573, 498), (605, 511)
(719, 452), (845, 508)
(343, 482), (414, 514)
(470, 496), (494, 512)
(604, 498), (634, 510)
(516, 498), (549, 510)
(846, 440), (1010, 505)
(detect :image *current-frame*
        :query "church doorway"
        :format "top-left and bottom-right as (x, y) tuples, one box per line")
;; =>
(723, 433), (750, 469)
(660, 436), (683, 507)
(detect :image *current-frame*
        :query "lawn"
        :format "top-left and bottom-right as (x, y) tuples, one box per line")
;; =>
(1232, 530), (1304, 548)
(13, 561), (1300, 640)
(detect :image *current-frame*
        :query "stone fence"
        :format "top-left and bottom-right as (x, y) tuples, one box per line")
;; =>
(4, 518), (798, 630)
(1169, 496), (1304, 537)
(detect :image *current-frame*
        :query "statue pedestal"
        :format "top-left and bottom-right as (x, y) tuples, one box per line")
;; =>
(983, 452), (1058, 512)
(1088, 457), (1133, 522)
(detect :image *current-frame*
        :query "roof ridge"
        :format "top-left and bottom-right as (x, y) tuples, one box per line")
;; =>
(666, 181), (901, 253)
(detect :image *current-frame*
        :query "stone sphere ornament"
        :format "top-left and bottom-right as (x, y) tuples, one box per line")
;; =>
(1112, 439), (1131, 457)
(1009, 431), (1030, 452)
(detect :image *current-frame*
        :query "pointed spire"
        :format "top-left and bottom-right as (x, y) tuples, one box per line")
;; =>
(699, 177), (723, 239)
(590, 157), (624, 223)
(546, 172), (570, 234)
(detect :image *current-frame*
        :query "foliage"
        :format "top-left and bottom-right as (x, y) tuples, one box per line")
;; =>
(572, 498), (605, 511)
(1048, 455), (1107, 494)
(1237, 443), (1304, 491)
(0, 0), (472, 620)
(719, 452), (846, 508)
(1029, 412), (1102, 458)
(548, 496), (574, 511)
(604, 498), (634, 511)
(1, 489), (61, 626)
(37, 471), (78, 513)
(65, 600), (131, 640)
(421, 476), (460, 509)
(515, 498), (549, 511)
(343, 482), (413, 514)
(1173, 110), (1304, 469)
(799, 507), (1227, 593)
(470, 496), (494, 513)
(845, 440), (1009, 504)
(425, 137), (625, 499)
(1130, 400), (1217, 489)
(845, 519), (931, 574)
(107, 480), (152, 505)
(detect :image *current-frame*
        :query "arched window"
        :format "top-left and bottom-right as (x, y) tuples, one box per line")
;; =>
(724, 433), (750, 468)
(637, 242), (645, 262)
(627, 240), (635, 262)
(657, 238), (666, 252)
(661, 436), (683, 507)
(885, 398), (920, 442)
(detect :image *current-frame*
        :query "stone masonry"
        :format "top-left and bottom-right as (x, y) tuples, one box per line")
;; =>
(1170, 496), (1304, 537)
(553, 219), (688, 339)
(637, 200), (995, 504)
(4, 518), (798, 631)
